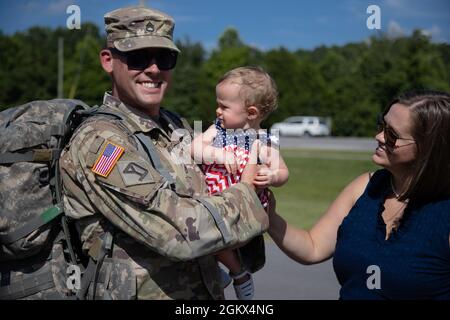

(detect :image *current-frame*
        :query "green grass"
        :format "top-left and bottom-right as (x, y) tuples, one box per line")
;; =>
(272, 149), (379, 229)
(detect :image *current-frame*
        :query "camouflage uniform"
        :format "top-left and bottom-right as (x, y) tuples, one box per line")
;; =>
(59, 93), (268, 299)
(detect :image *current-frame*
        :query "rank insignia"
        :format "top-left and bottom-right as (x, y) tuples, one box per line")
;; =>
(91, 141), (125, 177)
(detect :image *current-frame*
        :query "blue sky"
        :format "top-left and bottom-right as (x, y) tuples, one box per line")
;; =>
(0, 0), (449, 51)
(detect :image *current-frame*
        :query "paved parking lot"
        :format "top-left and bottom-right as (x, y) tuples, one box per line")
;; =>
(224, 242), (341, 300)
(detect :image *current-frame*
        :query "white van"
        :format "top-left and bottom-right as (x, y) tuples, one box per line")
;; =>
(270, 116), (331, 137)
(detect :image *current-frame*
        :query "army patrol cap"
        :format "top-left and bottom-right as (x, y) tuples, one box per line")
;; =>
(105, 6), (180, 53)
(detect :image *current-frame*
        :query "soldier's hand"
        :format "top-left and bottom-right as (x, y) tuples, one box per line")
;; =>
(240, 162), (258, 189)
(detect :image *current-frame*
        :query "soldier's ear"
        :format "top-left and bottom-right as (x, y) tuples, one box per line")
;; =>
(100, 49), (114, 74)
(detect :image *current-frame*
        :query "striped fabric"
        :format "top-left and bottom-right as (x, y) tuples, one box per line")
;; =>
(91, 142), (124, 177)
(204, 145), (249, 194)
(203, 146), (269, 208)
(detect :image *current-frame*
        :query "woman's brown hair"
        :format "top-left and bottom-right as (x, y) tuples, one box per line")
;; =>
(383, 90), (450, 204)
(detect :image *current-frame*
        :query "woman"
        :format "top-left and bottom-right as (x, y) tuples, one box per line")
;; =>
(268, 90), (450, 299)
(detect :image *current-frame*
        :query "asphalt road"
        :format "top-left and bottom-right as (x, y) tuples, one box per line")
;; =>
(279, 136), (377, 151)
(224, 241), (341, 300)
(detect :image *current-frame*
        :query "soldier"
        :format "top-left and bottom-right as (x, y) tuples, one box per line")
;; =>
(59, 6), (269, 299)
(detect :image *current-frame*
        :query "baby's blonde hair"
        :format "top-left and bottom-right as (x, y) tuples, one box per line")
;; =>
(218, 66), (278, 119)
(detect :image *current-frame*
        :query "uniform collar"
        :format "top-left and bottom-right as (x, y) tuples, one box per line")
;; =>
(102, 92), (170, 138)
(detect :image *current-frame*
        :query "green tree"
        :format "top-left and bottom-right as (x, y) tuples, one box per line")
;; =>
(263, 48), (328, 128)
(61, 23), (109, 106)
(164, 37), (206, 123)
(1, 24), (449, 136)
(404, 30), (450, 91)
(0, 27), (58, 107)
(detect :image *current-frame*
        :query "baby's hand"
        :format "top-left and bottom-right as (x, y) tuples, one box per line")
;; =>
(253, 164), (276, 188)
(220, 149), (239, 175)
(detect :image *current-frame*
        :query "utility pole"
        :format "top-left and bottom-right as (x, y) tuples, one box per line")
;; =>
(57, 37), (64, 98)
(139, 0), (146, 6)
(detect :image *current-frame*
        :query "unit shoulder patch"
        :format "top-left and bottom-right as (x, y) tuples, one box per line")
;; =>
(117, 161), (154, 186)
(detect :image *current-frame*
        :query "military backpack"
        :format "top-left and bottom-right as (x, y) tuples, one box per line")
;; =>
(0, 99), (195, 300)
(0, 99), (95, 299)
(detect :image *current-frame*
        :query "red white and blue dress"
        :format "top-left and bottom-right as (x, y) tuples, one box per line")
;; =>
(203, 119), (277, 208)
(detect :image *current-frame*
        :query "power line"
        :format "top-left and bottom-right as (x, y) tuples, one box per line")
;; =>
(57, 37), (64, 98)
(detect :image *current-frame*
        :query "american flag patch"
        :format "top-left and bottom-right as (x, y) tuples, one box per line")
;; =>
(91, 142), (124, 177)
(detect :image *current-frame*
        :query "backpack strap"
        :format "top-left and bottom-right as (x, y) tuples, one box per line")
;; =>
(0, 149), (61, 164)
(79, 107), (125, 122)
(160, 108), (193, 135)
(0, 205), (63, 244)
(76, 230), (114, 300)
(194, 197), (232, 245)
(0, 122), (66, 164)
(134, 133), (176, 188)
(52, 103), (90, 266)
(0, 233), (74, 300)
(0, 261), (56, 299)
(160, 108), (183, 128)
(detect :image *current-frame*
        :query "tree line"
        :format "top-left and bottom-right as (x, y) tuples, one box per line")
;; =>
(1, 23), (449, 136)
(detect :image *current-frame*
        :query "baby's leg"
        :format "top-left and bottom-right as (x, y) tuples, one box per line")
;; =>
(217, 249), (254, 300)
(216, 249), (250, 285)
(216, 249), (242, 275)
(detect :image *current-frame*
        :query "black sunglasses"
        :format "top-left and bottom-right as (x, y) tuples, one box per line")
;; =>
(376, 115), (415, 149)
(109, 48), (178, 71)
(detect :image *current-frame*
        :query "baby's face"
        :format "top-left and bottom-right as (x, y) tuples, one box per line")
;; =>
(215, 81), (250, 129)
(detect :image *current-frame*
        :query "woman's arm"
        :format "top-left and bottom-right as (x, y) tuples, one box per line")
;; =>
(268, 172), (371, 264)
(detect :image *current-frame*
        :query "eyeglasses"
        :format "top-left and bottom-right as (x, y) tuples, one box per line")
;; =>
(109, 48), (178, 71)
(376, 115), (415, 149)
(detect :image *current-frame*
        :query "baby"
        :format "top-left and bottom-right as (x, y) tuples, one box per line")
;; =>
(191, 66), (289, 299)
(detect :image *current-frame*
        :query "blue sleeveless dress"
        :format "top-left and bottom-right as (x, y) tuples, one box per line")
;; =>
(333, 169), (450, 300)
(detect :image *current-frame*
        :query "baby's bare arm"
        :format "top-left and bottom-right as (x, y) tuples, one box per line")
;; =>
(191, 125), (218, 164)
(255, 143), (289, 187)
(191, 125), (238, 173)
